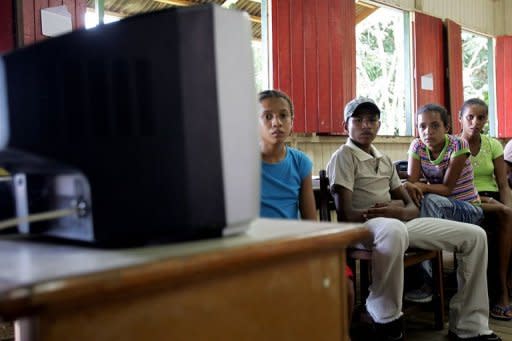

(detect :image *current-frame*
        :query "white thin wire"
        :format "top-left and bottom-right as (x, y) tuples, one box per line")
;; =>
(0, 209), (76, 231)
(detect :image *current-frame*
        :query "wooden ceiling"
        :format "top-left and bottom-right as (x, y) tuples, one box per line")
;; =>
(356, 1), (377, 24)
(86, 0), (377, 41)
(87, 0), (262, 39)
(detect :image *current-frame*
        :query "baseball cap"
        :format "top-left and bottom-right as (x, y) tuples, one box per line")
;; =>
(344, 97), (381, 121)
(504, 140), (512, 164)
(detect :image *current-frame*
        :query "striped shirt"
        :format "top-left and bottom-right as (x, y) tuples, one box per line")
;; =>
(408, 134), (480, 204)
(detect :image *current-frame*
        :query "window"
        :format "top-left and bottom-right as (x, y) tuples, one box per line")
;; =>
(85, 11), (121, 28)
(356, 5), (411, 136)
(461, 30), (495, 135)
(252, 40), (264, 92)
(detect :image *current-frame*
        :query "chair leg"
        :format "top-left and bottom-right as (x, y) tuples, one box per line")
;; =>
(347, 257), (358, 303)
(431, 251), (445, 330)
(360, 260), (370, 302)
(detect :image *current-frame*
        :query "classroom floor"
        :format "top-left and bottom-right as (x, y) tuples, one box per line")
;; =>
(0, 322), (12, 341)
(351, 306), (512, 340)
(350, 251), (512, 341)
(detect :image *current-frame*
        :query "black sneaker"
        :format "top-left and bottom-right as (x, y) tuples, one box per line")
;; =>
(373, 316), (404, 341)
(448, 330), (502, 341)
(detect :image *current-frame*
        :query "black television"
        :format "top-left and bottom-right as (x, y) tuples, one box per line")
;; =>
(0, 4), (260, 245)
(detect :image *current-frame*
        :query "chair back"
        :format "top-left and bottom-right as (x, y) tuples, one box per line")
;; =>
(318, 170), (333, 222)
(393, 159), (408, 180)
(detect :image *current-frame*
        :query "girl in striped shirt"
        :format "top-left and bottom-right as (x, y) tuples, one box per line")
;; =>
(404, 103), (484, 225)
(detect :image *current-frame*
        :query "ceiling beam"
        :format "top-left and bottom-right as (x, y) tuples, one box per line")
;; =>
(356, 1), (377, 9)
(356, 6), (377, 24)
(154, 0), (195, 6)
(249, 14), (261, 24)
(221, 0), (239, 8)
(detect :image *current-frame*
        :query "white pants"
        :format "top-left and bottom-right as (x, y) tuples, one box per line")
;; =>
(362, 217), (491, 337)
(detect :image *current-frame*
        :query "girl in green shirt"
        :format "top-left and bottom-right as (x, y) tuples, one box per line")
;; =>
(460, 98), (512, 320)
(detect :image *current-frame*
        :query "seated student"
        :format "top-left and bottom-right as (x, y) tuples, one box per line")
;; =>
(327, 97), (499, 341)
(459, 98), (512, 320)
(505, 140), (512, 188)
(404, 103), (486, 303)
(258, 89), (355, 328)
(258, 89), (316, 220)
(405, 104), (484, 225)
(406, 103), (512, 318)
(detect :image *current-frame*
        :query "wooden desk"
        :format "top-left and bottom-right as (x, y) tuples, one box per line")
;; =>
(0, 218), (369, 341)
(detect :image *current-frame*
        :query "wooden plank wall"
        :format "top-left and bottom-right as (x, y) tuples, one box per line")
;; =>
(290, 137), (413, 175)
(272, 0), (355, 134)
(295, 134), (512, 176)
(0, 1), (14, 53)
(21, 0), (87, 47)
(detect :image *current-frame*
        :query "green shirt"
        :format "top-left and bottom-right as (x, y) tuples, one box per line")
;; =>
(470, 134), (503, 192)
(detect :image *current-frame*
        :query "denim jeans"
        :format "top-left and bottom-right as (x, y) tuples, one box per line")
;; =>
(420, 193), (484, 225)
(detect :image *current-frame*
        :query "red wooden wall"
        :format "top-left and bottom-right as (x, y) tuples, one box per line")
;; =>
(446, 19), (463, 133)
(496, 36), (512, 138)
(413, 12), (446, 112)
(272, 0), (355, 134)
(21, 0), (87, 46)
(0, 0), (15, 53)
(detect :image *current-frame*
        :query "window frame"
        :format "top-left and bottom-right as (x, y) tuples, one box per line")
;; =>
(355, 3), (414, 137)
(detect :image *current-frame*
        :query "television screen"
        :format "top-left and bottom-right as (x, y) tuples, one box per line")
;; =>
(0, 5), (259, 245)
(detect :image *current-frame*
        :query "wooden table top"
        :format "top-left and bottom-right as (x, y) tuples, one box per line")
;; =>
(0, 218), (369, 319)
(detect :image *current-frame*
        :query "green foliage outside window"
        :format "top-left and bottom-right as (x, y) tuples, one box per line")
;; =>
(462, 31), (489, 102)
(462, 31), (491, 136)
(356, 7), (406, 136)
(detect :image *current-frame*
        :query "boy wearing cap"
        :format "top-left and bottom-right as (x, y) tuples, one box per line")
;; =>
(326, 97), (499, 341)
